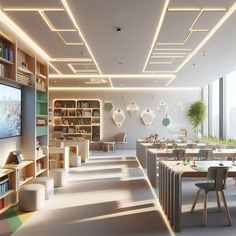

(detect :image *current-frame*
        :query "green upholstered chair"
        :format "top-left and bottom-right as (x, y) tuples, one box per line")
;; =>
(191, 166), (231, 226)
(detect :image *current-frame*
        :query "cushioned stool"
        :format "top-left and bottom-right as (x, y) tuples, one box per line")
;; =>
(50, 168), (67, 187)
(70, 154), (81, 167)
(33, 177), (54, 200)
(19, 184), (45, 212)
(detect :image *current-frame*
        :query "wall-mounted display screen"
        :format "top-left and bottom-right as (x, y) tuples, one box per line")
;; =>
(0, 83), (21, 139)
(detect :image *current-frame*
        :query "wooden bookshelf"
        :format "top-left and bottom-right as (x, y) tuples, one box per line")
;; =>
(0, 23), (49, 215)
(0, 168), (16, 213)
(35, 60), (48, 177)
(52, 100), (101, 142)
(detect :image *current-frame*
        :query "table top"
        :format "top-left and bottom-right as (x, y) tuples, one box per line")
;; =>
(148, 148), (236, 156)
(160, 160), (236, 176)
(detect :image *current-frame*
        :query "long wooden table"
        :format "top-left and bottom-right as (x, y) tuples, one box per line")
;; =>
(147, 148), (236, 187)
(159, 160), (236, 232)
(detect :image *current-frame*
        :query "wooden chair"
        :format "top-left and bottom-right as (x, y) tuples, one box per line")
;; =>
(115, 132), (127, 149)
(191, 166), (231, 226)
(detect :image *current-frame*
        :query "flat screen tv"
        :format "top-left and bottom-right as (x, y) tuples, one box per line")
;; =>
(0, 83), (21, 139)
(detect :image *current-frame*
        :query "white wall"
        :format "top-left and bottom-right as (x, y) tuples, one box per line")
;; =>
(49, 89), (201, 149)
(0, 137), (21, 166)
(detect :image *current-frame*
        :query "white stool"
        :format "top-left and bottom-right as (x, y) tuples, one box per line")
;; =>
(19, 184), (45, 212)
(70, 154), (81, 167)
(50, 168), (67, 187)
(33, 177), (54, 200)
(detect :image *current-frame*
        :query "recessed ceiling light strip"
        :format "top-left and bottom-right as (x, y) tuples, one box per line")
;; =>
(153, 48), (192, 51)
(174, 3), (236, 76)
(152, 52), (187, 55)
(75, 70), (98, 73)
(3, 8), (65, 12)
(149, 58), (174, 65)
(165, 77), (175, 86)
(68, 63), (77, 73)
(167, 8), (227, 12)
(49, 87), (200, 91)
(49, 74), (175, 79)
(38, 10), (76, 32)
(48, 62), (62, 74)
(0, 10), (50, 61)
(143, 0), (170, 72)
(57, 32), (84, 45)
(50, 58), (93, 62)
(188, 10), (204, 33)
(61, 0), (102, 74)
(151, 55), (185, 58)
(108, 78), (114, 88)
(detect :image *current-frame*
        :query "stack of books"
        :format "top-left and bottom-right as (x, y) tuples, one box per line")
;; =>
(17, 68), (33, 86)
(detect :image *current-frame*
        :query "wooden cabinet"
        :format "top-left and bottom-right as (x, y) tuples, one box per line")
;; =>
(53, 100), (101, 142)
(49, 146), (69, 171)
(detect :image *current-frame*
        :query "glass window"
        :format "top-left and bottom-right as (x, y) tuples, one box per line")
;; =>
(202, 85), (208, 136)
(225, 70), (236, 139)
(211, 79), (219, 138)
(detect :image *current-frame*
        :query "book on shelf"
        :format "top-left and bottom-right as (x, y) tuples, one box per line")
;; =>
(37, 119), (46, 125)
(0, 177), (10, 197)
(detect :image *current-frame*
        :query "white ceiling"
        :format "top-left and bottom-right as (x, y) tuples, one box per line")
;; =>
(0, 0), (236, 88)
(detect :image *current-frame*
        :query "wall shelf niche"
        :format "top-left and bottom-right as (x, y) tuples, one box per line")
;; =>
(52, 99), (101, 142)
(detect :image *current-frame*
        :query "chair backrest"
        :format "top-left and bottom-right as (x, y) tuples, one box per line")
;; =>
(198, 149), (213, 160)
(172, 149), (186, 160)
(207, 166), (228, 191)
(115, 133), (126, 143)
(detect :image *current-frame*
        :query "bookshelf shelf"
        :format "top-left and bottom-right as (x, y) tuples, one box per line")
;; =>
(19, 176), (34, 187)
(36, 168), (47, 176)
(0, 56), (14, 65)
(0, 190), (15, 200)
(17, 66), (34, 75)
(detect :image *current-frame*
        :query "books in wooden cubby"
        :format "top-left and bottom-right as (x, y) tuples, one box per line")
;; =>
(0, 169), (16, 213)
(53, 100), (101, 142)
(0, 31), (16, 82)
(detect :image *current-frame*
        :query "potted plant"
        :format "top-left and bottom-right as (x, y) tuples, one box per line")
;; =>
(187, 100), (207, 138)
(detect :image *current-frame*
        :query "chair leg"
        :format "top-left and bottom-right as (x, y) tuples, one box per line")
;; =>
(216, 191), (221, 212)
(191, 189), (201, 213)
(221, 191), (232, 226)
(203, 191), (208, 226)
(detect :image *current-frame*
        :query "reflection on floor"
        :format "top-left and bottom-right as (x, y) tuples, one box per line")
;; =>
(12, 150), (172, 236)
